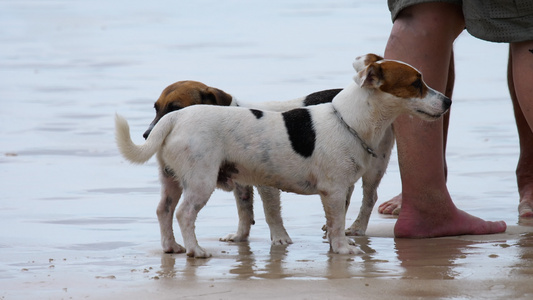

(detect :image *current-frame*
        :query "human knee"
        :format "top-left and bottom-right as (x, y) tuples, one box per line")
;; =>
(510, 40), (533, 60)
(394, 3), (465, 40)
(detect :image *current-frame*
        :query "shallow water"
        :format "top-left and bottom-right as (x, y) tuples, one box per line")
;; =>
(1, 0), (532, 299)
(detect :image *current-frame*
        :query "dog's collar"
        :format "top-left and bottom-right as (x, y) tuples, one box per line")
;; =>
(332, 107), (377, 158)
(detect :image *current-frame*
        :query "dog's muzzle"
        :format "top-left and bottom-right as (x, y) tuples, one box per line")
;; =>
(143, 125), (154, 139)
(442, 95), (452, 111)
(143, 119), (159, 139)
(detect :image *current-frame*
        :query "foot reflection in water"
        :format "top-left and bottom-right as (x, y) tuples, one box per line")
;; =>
(394, 238), (472, 280)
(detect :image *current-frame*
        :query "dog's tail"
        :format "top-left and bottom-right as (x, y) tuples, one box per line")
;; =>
(115, 113), (172, 164)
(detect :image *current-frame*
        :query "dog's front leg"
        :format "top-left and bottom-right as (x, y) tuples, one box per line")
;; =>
(220, 183), (254, 242)
(156, 168), (186, 253)
(257, 186), (292, 245)
(322, 185), (354, 238)
(321, 189), (362, 255)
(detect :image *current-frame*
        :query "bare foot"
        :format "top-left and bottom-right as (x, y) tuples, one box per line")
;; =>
(519, 201), (533, 218)
(378, 193), (402, 215)
(395, 195), (507, 238)
(519, 191), (533, 218)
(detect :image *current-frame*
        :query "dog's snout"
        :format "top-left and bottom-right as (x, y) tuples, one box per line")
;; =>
(442, 96), (452, 110)
(143, 125), (153, 140)
(143, 119), (159, 139)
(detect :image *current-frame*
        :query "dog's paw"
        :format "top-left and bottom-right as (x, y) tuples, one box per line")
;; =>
(345, 227), (366, 237)
(162, 241), (186, 254)
(321, 224), (329, 239)
(345, 220), (367, 236)
(271, 234), (293, 245)
(186, 246), (212, 259)
(220, 233), (248, 243)
(270, 227), (293, 245)
(330, 237), (363, 255)
(333, 244), (363, 255)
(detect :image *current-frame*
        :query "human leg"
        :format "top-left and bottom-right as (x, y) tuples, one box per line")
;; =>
(378, 51), (454, 215)
(384, 2), (506, 237)
(508, 41), (533, 218)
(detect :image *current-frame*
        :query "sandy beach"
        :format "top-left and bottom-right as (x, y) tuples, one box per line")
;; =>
(2, 0), (533, 299)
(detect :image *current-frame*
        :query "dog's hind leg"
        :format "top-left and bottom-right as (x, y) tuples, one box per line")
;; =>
(176, 182), (216, 258)
(257, 186), (292, 245)
(346, 129), (393, 236)
(345, 174), (379, 236)
(220, 183), (255, 242)
(156, 167), (186, 253)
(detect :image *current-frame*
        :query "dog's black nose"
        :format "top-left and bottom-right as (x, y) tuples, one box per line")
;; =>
(442, 96), (452, 110)
(143, 120), (157, 139)
(143, 128), (151, 140)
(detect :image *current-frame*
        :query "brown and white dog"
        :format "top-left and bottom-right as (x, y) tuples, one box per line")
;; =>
(116, 54), (451, 257)
(142, 60), (367, 252)
(142, 55), (385, 253)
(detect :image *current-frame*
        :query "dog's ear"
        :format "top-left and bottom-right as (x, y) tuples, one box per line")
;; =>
(353, 53), (384, 73)
(366, 53), (384, 64)
(359, 63), (384, 89)
(201, 87), (233, 106)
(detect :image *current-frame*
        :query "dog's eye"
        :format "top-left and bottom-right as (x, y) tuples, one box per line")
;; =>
(411, 78), (423, 95)
(411, 78), (422, 90)
(154, 104), (160, 113)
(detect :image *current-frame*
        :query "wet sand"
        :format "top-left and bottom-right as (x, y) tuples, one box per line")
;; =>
(3, 220), (533, 299)
(2, 0), (533, 299)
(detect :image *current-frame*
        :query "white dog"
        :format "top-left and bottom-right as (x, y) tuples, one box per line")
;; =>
(116, 56), (451, 257)
(143, 54), (381, 253)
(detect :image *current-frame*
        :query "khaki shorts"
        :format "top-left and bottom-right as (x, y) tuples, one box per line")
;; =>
(388, 0), (533, 43)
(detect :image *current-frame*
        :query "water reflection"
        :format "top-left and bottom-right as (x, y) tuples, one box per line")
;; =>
(519, 217), (533, 227)
(256, 244), (290, 279)
(229, 242), (256, 279)
(153, 229), (533, 285)
(513, 232), (533, 276)
(394, 238), (473, 280)
(154, 237), (395, 281)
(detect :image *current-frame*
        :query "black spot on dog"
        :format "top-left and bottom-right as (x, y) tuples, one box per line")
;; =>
(218, 161), (239, 191)
(303, 89), (342, 106)
(529, 49), (533, 54)
(250, 109), (264, 119)
(282, 108), (316, 158)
